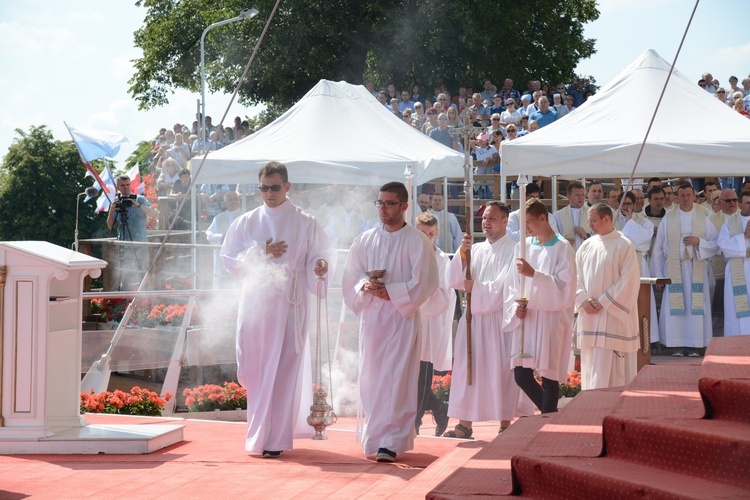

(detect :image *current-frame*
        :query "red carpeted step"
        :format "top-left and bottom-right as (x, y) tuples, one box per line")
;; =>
(603, 415), (750, 490)
(699, 336), (750, 424)
(521, 388), (622, 458)
(513, 455), (750, 500)
(608, 361), (705, 421)
(427, 415), (549, 499)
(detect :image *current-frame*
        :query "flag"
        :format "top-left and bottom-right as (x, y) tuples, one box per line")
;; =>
(66, 123), (128, 159)
(92, 164), (117, 213)
(64, 122), (128, 193)
(128, 163), (145, 195)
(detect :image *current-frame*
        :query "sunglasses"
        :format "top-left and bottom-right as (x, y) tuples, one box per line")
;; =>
(259, 184), (284, 192)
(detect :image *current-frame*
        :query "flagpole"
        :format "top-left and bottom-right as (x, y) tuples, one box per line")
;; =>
(63, 122), (114, 206)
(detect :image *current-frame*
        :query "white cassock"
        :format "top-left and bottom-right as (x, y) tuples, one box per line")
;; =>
(448, 236), (527, 422)
(220, 199), (335, 453)
(343, 224), (438, 456)
(206, 208), (241, 288)
(506, 234), (576, 382)
(575, 230), (641, 390)
(430, 209), (462, 253)
(651, 208), (719, 348)
(419, 247), (455, 371)
(509, 208), (560, 243)
(616, 213), (659, 344)
(717, 214), (750, 336)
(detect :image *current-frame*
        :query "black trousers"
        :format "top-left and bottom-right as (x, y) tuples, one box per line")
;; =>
(514, 367), (559, 414)
(417, 361), (443, 423)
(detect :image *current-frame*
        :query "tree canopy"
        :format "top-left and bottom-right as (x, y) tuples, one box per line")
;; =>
(0, 126), (109, 247)
(130, 0), (599, 112)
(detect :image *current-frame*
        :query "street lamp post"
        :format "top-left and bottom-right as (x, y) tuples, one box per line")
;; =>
(199, 8), (259, 151)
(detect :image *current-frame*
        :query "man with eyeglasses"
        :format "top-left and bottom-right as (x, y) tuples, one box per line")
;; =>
(429, 113), (458, 151)
(708, 189), (740, 325)
(343, 181), (439, 463)
(717, 190), (750, 336)
(220, 161), (335, 459)
(614, 191), (658, 345)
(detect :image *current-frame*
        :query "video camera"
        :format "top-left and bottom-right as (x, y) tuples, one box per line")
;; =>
(114, 193), (138, 216)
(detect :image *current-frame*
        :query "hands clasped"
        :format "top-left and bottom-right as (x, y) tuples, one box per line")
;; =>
(582, 298), (602, 314)
(363, 278), (390, 301)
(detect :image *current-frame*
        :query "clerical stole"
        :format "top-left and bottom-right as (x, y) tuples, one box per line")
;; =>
(666, 209), (706, 315)
(559, 205), (587, 240)
(725, 214), (750, 318)
(710, 211), (727, 278)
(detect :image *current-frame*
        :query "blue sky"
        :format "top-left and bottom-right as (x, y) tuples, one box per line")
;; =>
(1, 0), (748, 167)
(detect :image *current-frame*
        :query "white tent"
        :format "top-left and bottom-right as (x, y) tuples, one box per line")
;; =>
(503, 49), (750, 179)
(198, 79), (464, 186)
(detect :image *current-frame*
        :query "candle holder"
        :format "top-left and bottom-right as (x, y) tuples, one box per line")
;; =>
(512, 298), (533, 359)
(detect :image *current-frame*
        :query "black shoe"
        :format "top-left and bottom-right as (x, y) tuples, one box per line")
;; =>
(376, 448), (396, 462)
(262, 450), (282, 458)
(433, 402), (449, 437)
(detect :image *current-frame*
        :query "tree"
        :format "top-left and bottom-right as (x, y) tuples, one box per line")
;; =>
(0, 126), (108, 247)
(129, 0), (599, 111)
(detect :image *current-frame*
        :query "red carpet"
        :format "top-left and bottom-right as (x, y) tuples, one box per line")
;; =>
(429, 336), (750, 499)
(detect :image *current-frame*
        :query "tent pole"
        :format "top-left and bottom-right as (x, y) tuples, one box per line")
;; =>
(501, 172), (507, 202)
(443, 177), (449, 251)
(552, 175), (558, 212)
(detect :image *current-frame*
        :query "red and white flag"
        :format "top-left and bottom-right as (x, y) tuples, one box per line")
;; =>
(128, 163), (145, 195)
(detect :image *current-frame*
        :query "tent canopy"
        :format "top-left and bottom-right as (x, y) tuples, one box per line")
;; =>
(502, 49), (750, 179)
(197, 80), (464, 186)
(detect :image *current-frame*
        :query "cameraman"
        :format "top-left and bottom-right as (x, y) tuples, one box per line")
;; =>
(107, 174), (158, 241)
(107, 175), (158, 289)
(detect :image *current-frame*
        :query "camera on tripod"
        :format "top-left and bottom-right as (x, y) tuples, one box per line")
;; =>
(114, 193), (138, 215)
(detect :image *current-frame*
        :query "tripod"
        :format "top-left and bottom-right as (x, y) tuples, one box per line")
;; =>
(116, 208), (143, 291)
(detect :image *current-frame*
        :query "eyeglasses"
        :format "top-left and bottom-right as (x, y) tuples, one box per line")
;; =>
(721, 198), (739, 203)
(557, 86), (565, 90)
(492, 118), (500, 121)
(259, 184), (284, 192)
(374, 200), (403, 208)
(718, 91), (726, 94)
(508, 129), (517, 133)
(438, 117), (448, 121)
(699, 84), (707, 88)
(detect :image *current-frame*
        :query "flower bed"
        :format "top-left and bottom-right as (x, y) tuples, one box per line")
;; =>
(183, 382), (247, 412)
(80, 387), (171, 416)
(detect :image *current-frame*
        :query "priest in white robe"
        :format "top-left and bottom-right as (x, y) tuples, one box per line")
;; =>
(651, 183), (718, 357)
(429, 193), (462, 253)
(614, 191), (658, 345)
(507, 199), (576, 414)
(220, 162), (335, 458)
(443, 201), (525, 439)
(577, 203), (641, 390)
(343, 182), (438, 463)
(206, 190), (242, 288)
(414, 212), (453, 436)
(552, 181), (590, 251)
(717, 191), (750, 336)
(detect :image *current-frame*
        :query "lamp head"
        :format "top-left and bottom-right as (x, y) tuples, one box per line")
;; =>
(240, 8), (259, 19)
(517, 174), (529, 187)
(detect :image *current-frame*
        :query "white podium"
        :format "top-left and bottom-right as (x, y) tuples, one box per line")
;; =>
(0, 241), (183, 453)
